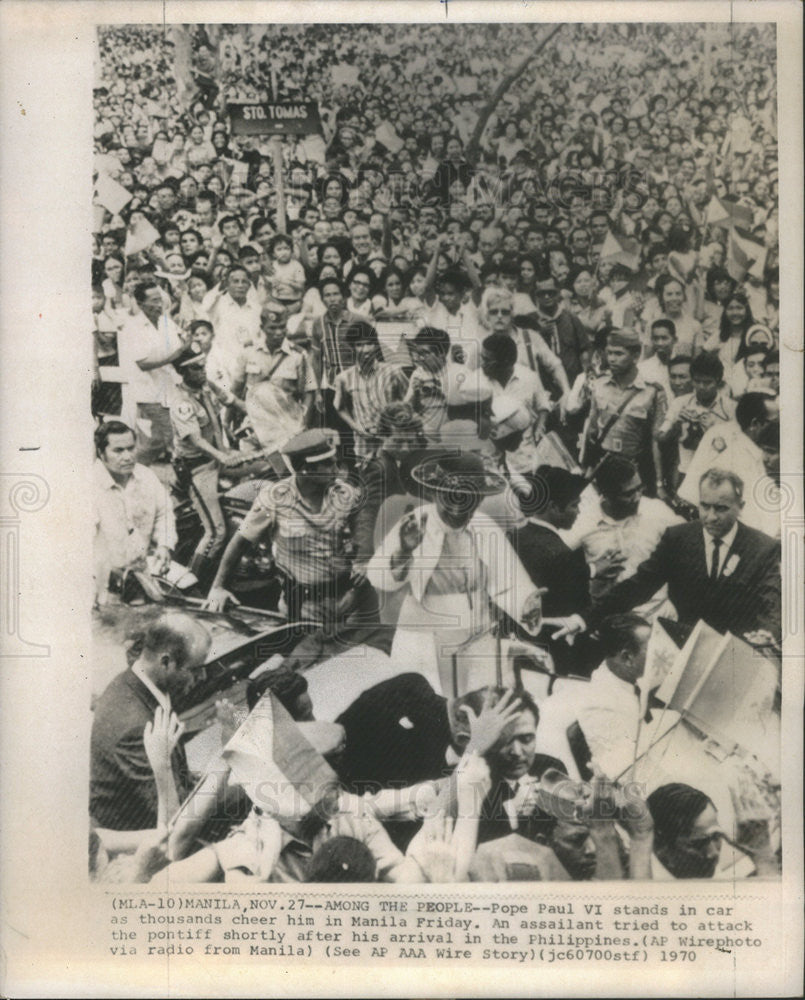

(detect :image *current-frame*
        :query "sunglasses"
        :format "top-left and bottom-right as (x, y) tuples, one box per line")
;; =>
(488, 309), (512, 316)
(679, 832), (723, 850)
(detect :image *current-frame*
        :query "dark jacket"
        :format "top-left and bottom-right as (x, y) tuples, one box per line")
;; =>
(518, 308), (592, 385)
(335, 672), (451, 794)
(90, 670), (191, 831)
(509, 522), (592, 620)
(589, 521), (781, 638)
(476, 754), (568, 846)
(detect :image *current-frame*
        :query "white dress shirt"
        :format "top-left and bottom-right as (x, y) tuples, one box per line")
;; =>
(703, 522), (739, 577)
(118, 310), (182, 408)
(93, 460), (176, 604)
(561, 492), (683, 620)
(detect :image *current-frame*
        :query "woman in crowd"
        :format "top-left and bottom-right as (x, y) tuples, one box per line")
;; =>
(567, 265), (609, 335)
(699, 266), (737, 342)
(643, 274), (702, 356)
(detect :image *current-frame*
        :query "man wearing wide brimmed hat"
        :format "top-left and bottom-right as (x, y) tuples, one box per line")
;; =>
(366, 451), (545, 688)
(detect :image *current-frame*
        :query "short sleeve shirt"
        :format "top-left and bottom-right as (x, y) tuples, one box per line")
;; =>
(499, 363), (550, 416)
(169, 383), (225, 459)
(589, 372), (667, 459)
(233, 341), (316, 395)
(238, 476), (360, 584)
(659, 390), (736, 472)
(335, 362), (408, 438)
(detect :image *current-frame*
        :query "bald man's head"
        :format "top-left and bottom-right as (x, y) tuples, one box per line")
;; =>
(139, 613), (211, 700)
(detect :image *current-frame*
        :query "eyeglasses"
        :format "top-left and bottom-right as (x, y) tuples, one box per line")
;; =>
(488, 309), (512, 316)
(351, 279), (370, 288)
(678, 832), (723, 849)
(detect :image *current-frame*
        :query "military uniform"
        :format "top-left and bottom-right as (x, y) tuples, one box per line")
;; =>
(170, 379), (230, 578)
(232, 340), (315, 396)
(586, 370), (667, 492)
(236, 430), (373, 626)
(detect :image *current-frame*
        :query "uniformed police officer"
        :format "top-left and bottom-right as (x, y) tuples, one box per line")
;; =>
(228, 300), (317, 453)
(170, 346), (243, 586)
(583, 328), (668, 498)
(205, 428), (376, 627)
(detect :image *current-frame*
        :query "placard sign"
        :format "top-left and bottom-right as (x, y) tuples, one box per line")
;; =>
(227, 102), (322, 136)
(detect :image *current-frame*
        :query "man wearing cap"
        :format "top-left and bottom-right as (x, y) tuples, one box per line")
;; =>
(366, 453), (545, 685)
(227, 301), (317, 452)
(583, 328), (668, 497)
(169, 345), (243, 587)
(206, 429), (373, 626)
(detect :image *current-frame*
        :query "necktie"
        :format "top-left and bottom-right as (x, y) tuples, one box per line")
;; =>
(500, 780), (519, 802)
(709, 538), (722, 582)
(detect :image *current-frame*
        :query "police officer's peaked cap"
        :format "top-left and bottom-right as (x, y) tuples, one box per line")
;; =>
(174, 344), (207, 369)
(282, 429), (339, 466)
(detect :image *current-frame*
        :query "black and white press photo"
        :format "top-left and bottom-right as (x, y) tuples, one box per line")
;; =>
(88, 16), (786, 892)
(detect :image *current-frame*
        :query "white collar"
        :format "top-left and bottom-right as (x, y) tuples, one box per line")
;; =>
(592, 661), (638, 694)
(597, 496), (645, 525)
(703, 522), (739, 554)
(94, 458), (142, 491)
(528, 516), (564, 538)
(131, 663), (171, 712)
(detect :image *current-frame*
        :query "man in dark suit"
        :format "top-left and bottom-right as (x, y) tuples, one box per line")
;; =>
(90, 613), (211, 831)
(509, 466), (625, 674)
(555, 467), (781, 643)
(466, 690), (567, 847)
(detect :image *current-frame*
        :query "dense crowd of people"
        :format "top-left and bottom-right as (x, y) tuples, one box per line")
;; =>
(90, 21), (783, 884)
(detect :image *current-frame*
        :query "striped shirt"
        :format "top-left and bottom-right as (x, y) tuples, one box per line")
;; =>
(238, 476), (360, 585)
(335, 361), (408, 458)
